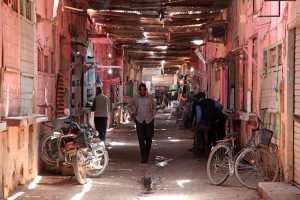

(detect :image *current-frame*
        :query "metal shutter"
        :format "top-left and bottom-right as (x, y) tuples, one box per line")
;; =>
(243, 63), (248, 111)
(252, 38), (258, 113)
(294, 27), (300, 184)
(20, 75), (33, 115)
(20, 17), (34, 116)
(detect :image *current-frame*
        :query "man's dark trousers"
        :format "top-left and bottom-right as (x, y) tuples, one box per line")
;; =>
(94, 117), (108, 141)
(136, 120), (154, 162)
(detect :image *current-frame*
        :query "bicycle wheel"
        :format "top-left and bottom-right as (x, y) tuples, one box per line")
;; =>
(235, 148), (279, 189)
(207, 144), (230, 185)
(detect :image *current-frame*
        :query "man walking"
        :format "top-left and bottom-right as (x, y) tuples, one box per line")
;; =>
(130, 83), (156, 163)
(91, 87), (110, 142)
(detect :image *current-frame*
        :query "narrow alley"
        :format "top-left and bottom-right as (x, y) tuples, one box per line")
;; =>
(7, 113), (260, 200)
(3, 0), (300, 199)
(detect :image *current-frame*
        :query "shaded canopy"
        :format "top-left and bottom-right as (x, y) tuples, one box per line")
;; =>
(87, 0), (229, 73)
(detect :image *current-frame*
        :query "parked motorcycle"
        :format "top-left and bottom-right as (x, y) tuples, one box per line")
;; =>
(39, 113), (109, 184)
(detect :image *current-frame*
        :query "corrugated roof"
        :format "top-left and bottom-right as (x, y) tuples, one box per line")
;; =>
(88, 0), (229, 73)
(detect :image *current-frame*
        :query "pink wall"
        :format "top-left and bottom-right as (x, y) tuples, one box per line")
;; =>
(1, 2), (21, 117)
(205, 42), (226, 101)
(54, 0), (89, 115)
(0, 0), (118, 198)
(203, 0), (300, 181)
(34, 0), (57, 119)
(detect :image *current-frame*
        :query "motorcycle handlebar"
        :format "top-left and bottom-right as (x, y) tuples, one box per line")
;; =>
(62, 116), (81, 129)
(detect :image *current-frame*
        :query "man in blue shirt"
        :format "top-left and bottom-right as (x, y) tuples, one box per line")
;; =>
(189, 92), (224, 155)
(195, 104), (202, 123)
(193, 92), (207, 154)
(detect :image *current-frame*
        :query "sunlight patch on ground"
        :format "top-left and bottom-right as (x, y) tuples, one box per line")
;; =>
(109, 141), (126, 146)
(71, 180), (92, 200)
(93, 181), (139, 189)
(138, 195), (187, 200)
(115, 168), (134, 172)
(155, 128), (167, 131)
(176, 180), (191, 187)
(156, 159), (173, 167)
(28, 175), (42, 189)
(154, 138), (190, 143)
(108, 142), (137, 147)
(167, 137), (180, 142)
(7, 192), (24, 200)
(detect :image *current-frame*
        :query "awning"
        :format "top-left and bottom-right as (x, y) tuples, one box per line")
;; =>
(96, 64), (122, 69)
(209, 45), (255, 67)
(103, 78), (121, 85)
(88, 34), (112, 45)
(209, 46), (245, 66)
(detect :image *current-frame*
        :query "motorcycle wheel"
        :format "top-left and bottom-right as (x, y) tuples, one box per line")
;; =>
(39, 133), (59, 166)
(71, 151), (87, 185)
(86, 148), (109, 178)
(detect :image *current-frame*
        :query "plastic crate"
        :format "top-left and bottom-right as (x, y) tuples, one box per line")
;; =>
(257, 128), (273, 146)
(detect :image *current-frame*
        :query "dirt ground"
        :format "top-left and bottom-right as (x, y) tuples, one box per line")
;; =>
(7, 113), (260, 200)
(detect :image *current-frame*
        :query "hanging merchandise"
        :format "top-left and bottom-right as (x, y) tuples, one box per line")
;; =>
(103, 78), (121, 85)
(96, 74), (103, 87)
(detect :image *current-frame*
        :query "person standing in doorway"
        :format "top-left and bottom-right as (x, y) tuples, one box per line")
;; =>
(91, 87), (110, 142)
(130, 83), (156, 163)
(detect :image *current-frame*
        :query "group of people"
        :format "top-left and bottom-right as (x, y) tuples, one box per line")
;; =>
(91, 83), (156, 164)
(187, 92), (226, 155)
(91, 83), (225, 164)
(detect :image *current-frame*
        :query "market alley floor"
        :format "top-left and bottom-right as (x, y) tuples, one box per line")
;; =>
(7, 113), (260, 200)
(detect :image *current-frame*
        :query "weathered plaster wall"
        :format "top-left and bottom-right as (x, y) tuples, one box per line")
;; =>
(0, 116), (48, 198)
(255, 2), (294, 181)
(194, 3), (295, 177)
(205, 43), (225, 101)
(227, 0), (278, 174)
(1, 3), (20, 117)
(0, 0), (100, 198)
(221, 0), (300, 181)
(34, 0), (56, 119)
(284, 0), (300, 182)
(0, 3), (2, 84)
(54, 0), (90, 117)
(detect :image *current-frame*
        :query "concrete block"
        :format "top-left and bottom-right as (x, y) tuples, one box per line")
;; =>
(0, 121), (7, 132)
(258, 182), (300, 200)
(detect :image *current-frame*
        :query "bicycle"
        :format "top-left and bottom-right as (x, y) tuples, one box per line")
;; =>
(206, 116), (279, 189)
